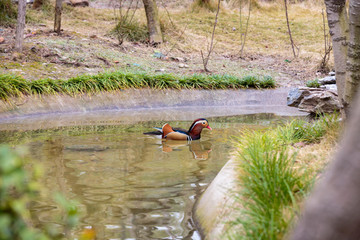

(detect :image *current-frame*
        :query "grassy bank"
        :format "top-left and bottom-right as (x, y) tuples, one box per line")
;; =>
(230, 114), (341, 239)
(1, 0), (328, 83)
(0, 72), (275, 101)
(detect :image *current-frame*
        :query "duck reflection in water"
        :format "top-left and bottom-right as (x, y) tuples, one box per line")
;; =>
(161, 140), (212, 160)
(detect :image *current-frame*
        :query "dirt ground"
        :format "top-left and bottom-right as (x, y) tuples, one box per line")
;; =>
(0, 1), (329, 87)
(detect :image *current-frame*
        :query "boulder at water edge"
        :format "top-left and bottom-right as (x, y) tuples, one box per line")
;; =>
(287, 87), (341, 114)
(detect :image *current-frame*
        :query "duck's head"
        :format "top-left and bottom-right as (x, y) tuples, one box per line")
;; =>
(188, 118), (212, 140)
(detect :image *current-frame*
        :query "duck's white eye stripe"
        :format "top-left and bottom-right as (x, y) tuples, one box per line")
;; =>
(194, 120), (204, 125)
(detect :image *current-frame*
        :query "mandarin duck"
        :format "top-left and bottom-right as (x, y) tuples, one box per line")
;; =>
(144, 118), (212, 141)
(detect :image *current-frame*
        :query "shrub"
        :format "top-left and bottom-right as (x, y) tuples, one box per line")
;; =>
(191, 0), (219, 12)
(0, 0), (17, 26)
(306, 79), (320, 88)
(112, 18), (148, 45)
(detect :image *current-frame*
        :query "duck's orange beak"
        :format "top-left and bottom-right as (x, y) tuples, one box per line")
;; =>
(206, 125), (212, 130)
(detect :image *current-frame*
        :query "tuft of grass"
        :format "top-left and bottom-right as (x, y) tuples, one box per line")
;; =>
(230, 113), (341, 239)
(305, 79), (320, 88)
(0, 72), (276, 101)
(233, 131), (305, 240)
(0, 74), (30, 99)
(29, 78), (63, 95)
(276, 113), (340, 144)
(112, 18), (148, 44)
(191, 0), (219, 12)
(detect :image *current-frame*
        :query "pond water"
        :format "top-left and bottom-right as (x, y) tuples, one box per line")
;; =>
(0, 114), (295, 239)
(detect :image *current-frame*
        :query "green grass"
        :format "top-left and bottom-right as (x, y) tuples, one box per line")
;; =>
(0, 72), (276, 101)
(305, 79), (320, 88)
(276, 114), (339, 144)
(230, 114), (340, 240)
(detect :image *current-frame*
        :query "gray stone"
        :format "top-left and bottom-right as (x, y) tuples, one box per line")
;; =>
(298, 91), (341, 114)
(318, 75), (336, 85)
(179, 63), (189, 68)
(287, 88), (311, 107)
(325, 84), (337, 91)
(66, 0), (89, 7)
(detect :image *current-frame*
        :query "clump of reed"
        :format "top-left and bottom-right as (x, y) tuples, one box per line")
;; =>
(231, 114), (340, 239)
(0, 72), (275, 101)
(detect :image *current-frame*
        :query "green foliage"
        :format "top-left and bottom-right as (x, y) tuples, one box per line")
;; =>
(276, 114), (339, 144)
(305, 79), (320, 88)
(231, 114), (340, 239)
(0, 146), (48, 240)
(0, 72), (276, 101)
(0, 146), (79, 240)
(233, 131), (305, 240)
(112, 18), (148, 45)
(0, 0), (17, 26)
(0, 74), (30, 100)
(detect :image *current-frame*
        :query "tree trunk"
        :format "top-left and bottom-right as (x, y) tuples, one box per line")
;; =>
(324, 0), (348, 112)
(290, 2), (360, 238)
(15, 0), (26, 52)
(142, 0), (163, 45)
(291, 84), (360, 240)
(343, 0), (360, 116)
(54, 0), (63, 34)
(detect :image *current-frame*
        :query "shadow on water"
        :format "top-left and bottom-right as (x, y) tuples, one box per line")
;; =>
(0, 113), (301, 239)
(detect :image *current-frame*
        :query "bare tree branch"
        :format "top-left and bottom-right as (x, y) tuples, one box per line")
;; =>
(202, 0), (221, 72)
(239, 0), (251, 57)
(284, 0), (299, 58)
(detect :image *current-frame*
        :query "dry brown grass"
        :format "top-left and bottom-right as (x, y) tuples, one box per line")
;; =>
(293, 120), (344, 185)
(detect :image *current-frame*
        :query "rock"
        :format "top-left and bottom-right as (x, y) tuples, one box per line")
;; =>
(288, 87), (341, 114)
(318, 75), (336, 85)
(0, 37), (4, 44)
(170, 56), (185, 62)
(153, 51), (168, 60)
(155, 69), (165, 72)
(66, 0), (89, 7)
(329, 71), (336, 76)
(298, 90), (341, 114)
(287, 88), (311, 107)
(179, 63), (189, 68)
(324, 84), (337, 91)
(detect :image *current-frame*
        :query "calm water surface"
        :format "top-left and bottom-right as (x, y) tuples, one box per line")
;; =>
(0, 114), (294, 239)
